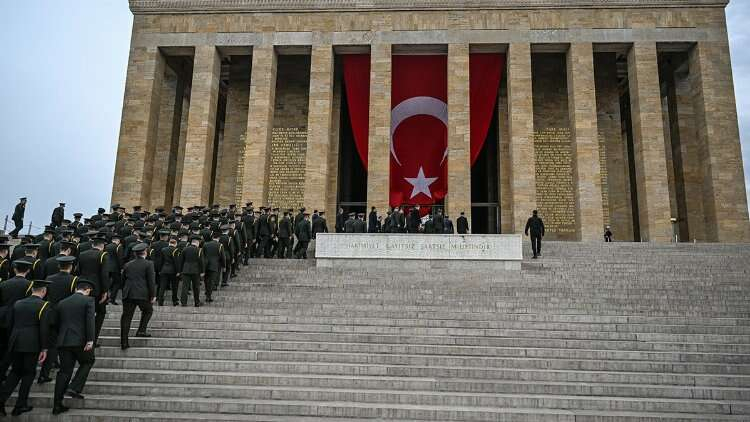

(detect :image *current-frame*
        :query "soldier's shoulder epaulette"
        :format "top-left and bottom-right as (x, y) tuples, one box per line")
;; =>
(38, 301), (49, 320)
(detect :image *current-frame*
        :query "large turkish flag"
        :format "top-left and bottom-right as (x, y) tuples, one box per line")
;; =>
(390, 55), (448, 208)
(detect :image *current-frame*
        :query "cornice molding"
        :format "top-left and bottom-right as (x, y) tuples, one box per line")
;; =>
(129, 0), (730, 15)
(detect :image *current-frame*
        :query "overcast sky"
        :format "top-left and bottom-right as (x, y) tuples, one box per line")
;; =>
(1, 1), (749, 234)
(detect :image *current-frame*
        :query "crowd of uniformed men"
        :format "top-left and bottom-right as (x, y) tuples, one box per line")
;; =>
(0, 198), (337, 416)
(0, 198), (472, 416)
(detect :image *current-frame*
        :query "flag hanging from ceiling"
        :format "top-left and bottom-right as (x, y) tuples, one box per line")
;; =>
(343, 53), (504, 208)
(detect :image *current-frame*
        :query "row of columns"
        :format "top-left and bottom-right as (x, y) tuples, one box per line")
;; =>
(112, 40), (749, 242)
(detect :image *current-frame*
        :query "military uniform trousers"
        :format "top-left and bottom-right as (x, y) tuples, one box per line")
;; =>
(294, 241), (309, 259)
(205, 271), (219, 300)
(120, 299), (153, 346)
(108, 272), (123, 303)
(277, 238), (290, 259)
(0, 352), (38, 409)
(54, 346), (94, 405)
(157, 274), (178, 306)
(94, 299), (107, 344)
(180, 274), (201, 306)
(38, 327), (59, 380)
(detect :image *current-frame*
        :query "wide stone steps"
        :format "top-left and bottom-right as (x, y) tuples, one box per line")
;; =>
(12, 242), (750, 420)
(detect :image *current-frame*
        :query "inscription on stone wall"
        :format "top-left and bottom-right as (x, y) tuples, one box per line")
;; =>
(534, 127), (576, 237)
(268, 127), (307, 209)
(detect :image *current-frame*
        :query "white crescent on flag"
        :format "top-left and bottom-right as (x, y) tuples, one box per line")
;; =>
(390, 96), (449, 167)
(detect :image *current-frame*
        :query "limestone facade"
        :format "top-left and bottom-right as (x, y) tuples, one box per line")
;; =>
(111, 0), (750, 242)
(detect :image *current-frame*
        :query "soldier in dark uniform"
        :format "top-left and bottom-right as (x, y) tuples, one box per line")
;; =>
(242, 206), (255, 264)
(457, 211), (469, 235)
(354, 213), (367, 233)
(335, 208), (346, 233)
(9, 198), (26, 239)
(424, 214), (435, 234)
(433, 209), (445, 235)
(178, 236), (204, 307)
(120, 243), (156, 350)
(51, 203), (66, 228)
(312, 211), (328, 239)
(202, 232), (224, 303)
(38, 227), (56, 264)
(0, 242), (10, 282)
(51, 279), (96, 415)
(0, 259), (33, 381)
(42, 240), (75, 279)
(368, 207), (378, 233)
(407, 205), (421, 233)
(444, 215), (455, 234)
(277, 212), (292, 259)
(38, 255), (78, 384)
(0, 279), (51, 416)
(77, 235), (110, 344)
(70, 213), (84, 230)
(294, 213), (312, 259)
(106, 233), (125, 305)
(344, 213), (356, 233)
(157, 237), (180, 306)
(218, 226), (232, 287)
(10, 237), (29, 263)
(257, 208), (272, 258)
(524, 210), (545, 259)
(18, 243), (44, 281)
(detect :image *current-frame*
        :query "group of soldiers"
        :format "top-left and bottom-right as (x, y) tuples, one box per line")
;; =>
(0, 199), (322, 416)
(336, 206), (470, 235)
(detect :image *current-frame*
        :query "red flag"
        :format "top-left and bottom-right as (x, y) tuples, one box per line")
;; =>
(390, 55), (447, 208)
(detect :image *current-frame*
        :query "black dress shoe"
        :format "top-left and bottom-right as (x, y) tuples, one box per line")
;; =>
(11, 406), (32, 416)
(37, 375), (52, 384)
(172, 302), (179, 307)
(220, 283), (229, 287)
(135, 332), (151, 338)
(194, 302), (202, 308)
(206, 297), (213, 303)
(66, 390), (85, 400)
(52, 405), (70, 415)
(121, 343), (130, 351)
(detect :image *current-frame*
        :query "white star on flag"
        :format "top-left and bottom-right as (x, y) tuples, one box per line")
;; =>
(404, 166), (438, 199)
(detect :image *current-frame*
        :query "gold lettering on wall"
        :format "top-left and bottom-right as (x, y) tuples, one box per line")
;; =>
(268, 127), (307, 209)
(534, 127), (576, 238)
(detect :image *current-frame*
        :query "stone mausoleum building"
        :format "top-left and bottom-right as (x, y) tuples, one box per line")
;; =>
(113, 0), (750, 243)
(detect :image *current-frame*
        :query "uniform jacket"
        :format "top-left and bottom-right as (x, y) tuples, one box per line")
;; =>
(55, 292), (95, 348)
(457, 216), (469, 234)
(77, 248), (109, 297)
(368, 211), (378, 233)
(278, 217), (292, 239)
(51, 206), (65, 226)
(122, 257), (156, 301)
(7, 295), (51, 353)
(105, 242), (124, 274)
(202, 240), (225, 273)
(12, 203), (24, 223)
(45, 272), (78, 304)
(312, 217), (328, 239)
(178, 245), (204, 275)
(335, 213), (345, 233)
(158, 245), (179, 275)
(0, 256), (10, 282)
(0, 276), (32, 328)
(296, 220), (312, 242)
(433, 214), (445, 234)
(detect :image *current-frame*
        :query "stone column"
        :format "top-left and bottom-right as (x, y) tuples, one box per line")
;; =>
(111, 46), (165, 210)
(627, 42), (672, 242)
(367, 44), (392, 214)
(240, 46), (277, 206)
(497, 88), (513, 234)
(446, 44), (472, 226)
(215, 60), (251, 207)
(149, 68), (179, 210)
(325, 68), (343, 220)
(178, 45), (221, 207)
(689, 41), (750, 242)
(567, 43), (605, 241)
(507, 43), (536, 234)
(304, 45), (335, 212)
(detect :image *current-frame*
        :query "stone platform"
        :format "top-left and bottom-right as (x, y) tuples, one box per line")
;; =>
(8, 241), (750, 421)
(314, 233), (523, 270)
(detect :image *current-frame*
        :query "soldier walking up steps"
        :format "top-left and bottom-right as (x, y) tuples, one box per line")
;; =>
(178, 236), (204, 307)
(9, 198), (26, 239)
(525, 210), (545, 259)
(52, 279), (96, 415)
(120, 243), (156, 350)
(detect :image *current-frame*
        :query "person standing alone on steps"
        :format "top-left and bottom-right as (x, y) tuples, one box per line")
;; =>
(9, 198), (26, 239)
(524, 210), (545, 259)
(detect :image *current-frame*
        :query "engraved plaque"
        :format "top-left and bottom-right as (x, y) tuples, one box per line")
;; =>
(268, 127), (307, 210)
(534, 127), (576, 238)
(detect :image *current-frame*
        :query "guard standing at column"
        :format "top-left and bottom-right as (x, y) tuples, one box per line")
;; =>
(120, 243), (156, 350)
(51, 279), (96, 415)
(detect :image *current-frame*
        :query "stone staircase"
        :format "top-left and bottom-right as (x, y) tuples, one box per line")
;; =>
(11, 241), (750, 421)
